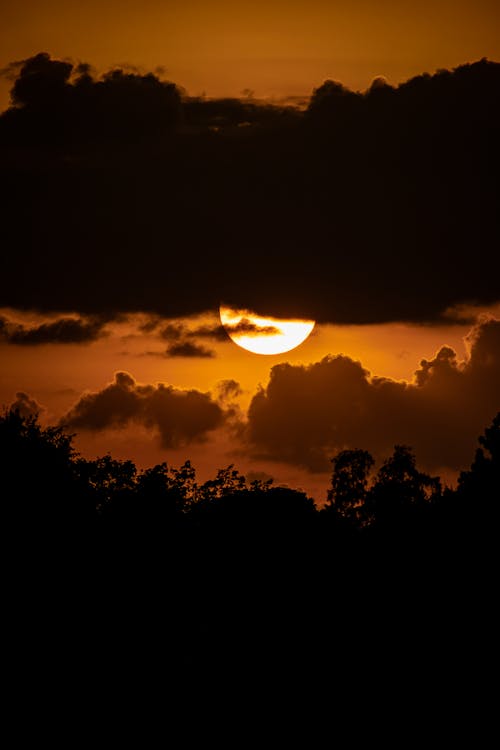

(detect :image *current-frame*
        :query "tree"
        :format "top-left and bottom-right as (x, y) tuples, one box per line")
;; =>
(457, 412), (500, 508)
(326, 449), (374, 527)
(167, 460), (198, 509)
(0, 408), (82, 527)
(136, 461), (191, 522)
(77, 453), (137, 518)
(367, 445), (441, 531)
(198, 464), (246, 502)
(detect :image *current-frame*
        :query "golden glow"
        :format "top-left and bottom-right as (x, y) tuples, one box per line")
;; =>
(2, 2), (500, 112)
(220, 304), (315, 355)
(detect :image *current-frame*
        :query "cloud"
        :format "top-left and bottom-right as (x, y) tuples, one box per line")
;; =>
(245, 318), (500, 474)
(215, 379), (243, 403)
(159, 322), (186, 341)
(223, 318), (280, 337)
(4, 52), (182, 138)
(9, 391), (45, 418)
(0, 60), (28, 82)
(0, 314), (108, 345)
(158, 319), (229, 356)
(187, 324), (230, 342)
(367, 76), (392, 92)
(0, 55), (499, 325)
(137, 316), (163, 334)
(62, 371), (225, 449)
(442, 302), (500, 325)
(159, 317), (279, 344)
(160, 321), (229, 343)
(213, 380), (244, 426)
(165, 341), (215, 358)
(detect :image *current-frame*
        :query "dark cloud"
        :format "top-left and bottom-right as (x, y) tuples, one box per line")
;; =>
(0, 314), (108, 345)
(246, 318), (500, 474)
(63, 371), (225, 449)
(165, 341), (215, 358)
(215, 379), (243, 403)
(213, 379), (245, 427)
(0, 54), (499, 324)
(0, 60), (28, 82)
(158, 320), (229, 355)
(224, 318), (280, 337)
(160, 321), (229, 343)
(8, 391), (44, 418)
(160, 323), (184, 341)
(2, 52), (181, 143)
(137, 316), (163, 334)
(368, 76), (392, 91)
(187, 324), (230, 342)
(159, 317), (279, 343)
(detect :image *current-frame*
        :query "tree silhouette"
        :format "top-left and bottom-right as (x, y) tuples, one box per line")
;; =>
(134, 460), (197, 531)
(166, 460), (198, 508)
(0, 408), (82, 527)
(78, 453), (137, 522)
(367, 445), (441, 532)
(3, 407), (499, 561)
(325, 449), (374, 527)
(198, 464), (247, 502)
(457, 412), (500, 513)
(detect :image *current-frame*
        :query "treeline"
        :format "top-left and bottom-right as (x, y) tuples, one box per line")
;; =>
(2, 407), (498, 544)
(3, 407), (498, 677)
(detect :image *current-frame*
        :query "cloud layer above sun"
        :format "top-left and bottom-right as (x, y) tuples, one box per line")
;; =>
(1, 54), (499, 326)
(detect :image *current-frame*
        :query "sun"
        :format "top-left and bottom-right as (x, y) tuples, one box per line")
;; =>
(219, 304), (315, 355)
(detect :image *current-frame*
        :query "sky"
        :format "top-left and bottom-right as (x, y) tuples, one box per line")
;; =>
(1, 1), (500, 108)
(1, 1), (499, 504)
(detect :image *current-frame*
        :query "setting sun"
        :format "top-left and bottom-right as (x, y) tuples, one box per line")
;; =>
(220, 304), (315, 355)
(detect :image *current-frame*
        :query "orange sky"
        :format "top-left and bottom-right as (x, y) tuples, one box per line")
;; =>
(2, 306), (499, 502)
(1, 0), (499, 109)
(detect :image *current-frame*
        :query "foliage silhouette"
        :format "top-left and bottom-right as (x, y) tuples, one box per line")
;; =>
(2, 408), (498, 543)
(454, 412), (500, 538)
(325, 448), (374, 526)
(366, 445), (442, 534)
(2, 408), (499, 682)
(458, 412), (500, 502)
(0, 408), (82, 527)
